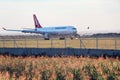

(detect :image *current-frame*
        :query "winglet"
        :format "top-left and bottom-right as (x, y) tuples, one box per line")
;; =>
(2, 27), (6, 30)
(33, 14), (42, 28)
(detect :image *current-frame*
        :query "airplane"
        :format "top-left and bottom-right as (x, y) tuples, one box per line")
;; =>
(3, 14), (79, 40)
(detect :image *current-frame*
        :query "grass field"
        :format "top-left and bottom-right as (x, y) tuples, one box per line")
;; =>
(0, 38), (120, 49)
(0, 56), (119, 80)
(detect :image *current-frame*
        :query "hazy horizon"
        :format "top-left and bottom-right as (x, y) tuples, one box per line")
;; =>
(0, 0), (120, 35)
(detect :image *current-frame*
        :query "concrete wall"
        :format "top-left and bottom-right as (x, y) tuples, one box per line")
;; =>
(0, 48), (120, 57)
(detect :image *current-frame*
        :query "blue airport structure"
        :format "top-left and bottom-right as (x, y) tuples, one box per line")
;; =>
(0, 48), (120, 57)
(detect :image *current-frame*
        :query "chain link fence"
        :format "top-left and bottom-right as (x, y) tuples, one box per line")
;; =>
(0, 36), (120, 50)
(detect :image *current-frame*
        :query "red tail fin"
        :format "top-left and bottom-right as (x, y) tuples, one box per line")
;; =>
(33, 14), (42, 28)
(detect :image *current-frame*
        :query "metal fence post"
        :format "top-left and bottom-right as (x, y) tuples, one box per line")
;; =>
(25, 37), (26, 48)
(79, 38), (86, 49)
(96, 38), (98, 49)
(2, 39), (5, 53)
(65, 39), (66, 48)
(37, 38), (38, 48)
(80, 38), (81, 48)
(51, 39), (53, 48)
(115, 38), (117, 50)
(13, 39), (15, 48)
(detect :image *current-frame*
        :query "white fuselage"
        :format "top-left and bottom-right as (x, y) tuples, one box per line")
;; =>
(22, 26), (77, 35)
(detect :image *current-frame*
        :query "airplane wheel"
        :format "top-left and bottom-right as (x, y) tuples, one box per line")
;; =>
(75, 34), (80, 38)
(59, 37), (65, 40)
(44, 38), (49, 40)
(71, 37), (73, 40)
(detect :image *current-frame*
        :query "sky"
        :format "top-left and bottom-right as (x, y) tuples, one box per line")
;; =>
(0, 0), (120, 35)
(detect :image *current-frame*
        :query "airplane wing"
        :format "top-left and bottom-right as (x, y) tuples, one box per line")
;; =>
(2, 27), (22, 32)
(2, 27), (44, 34)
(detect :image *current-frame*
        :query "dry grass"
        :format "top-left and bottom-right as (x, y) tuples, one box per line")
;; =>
(0, 38), (120, 49)
(0, 56), (120, 80)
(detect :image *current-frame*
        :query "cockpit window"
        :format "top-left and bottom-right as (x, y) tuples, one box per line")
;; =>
(72, 28), (76, 30)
